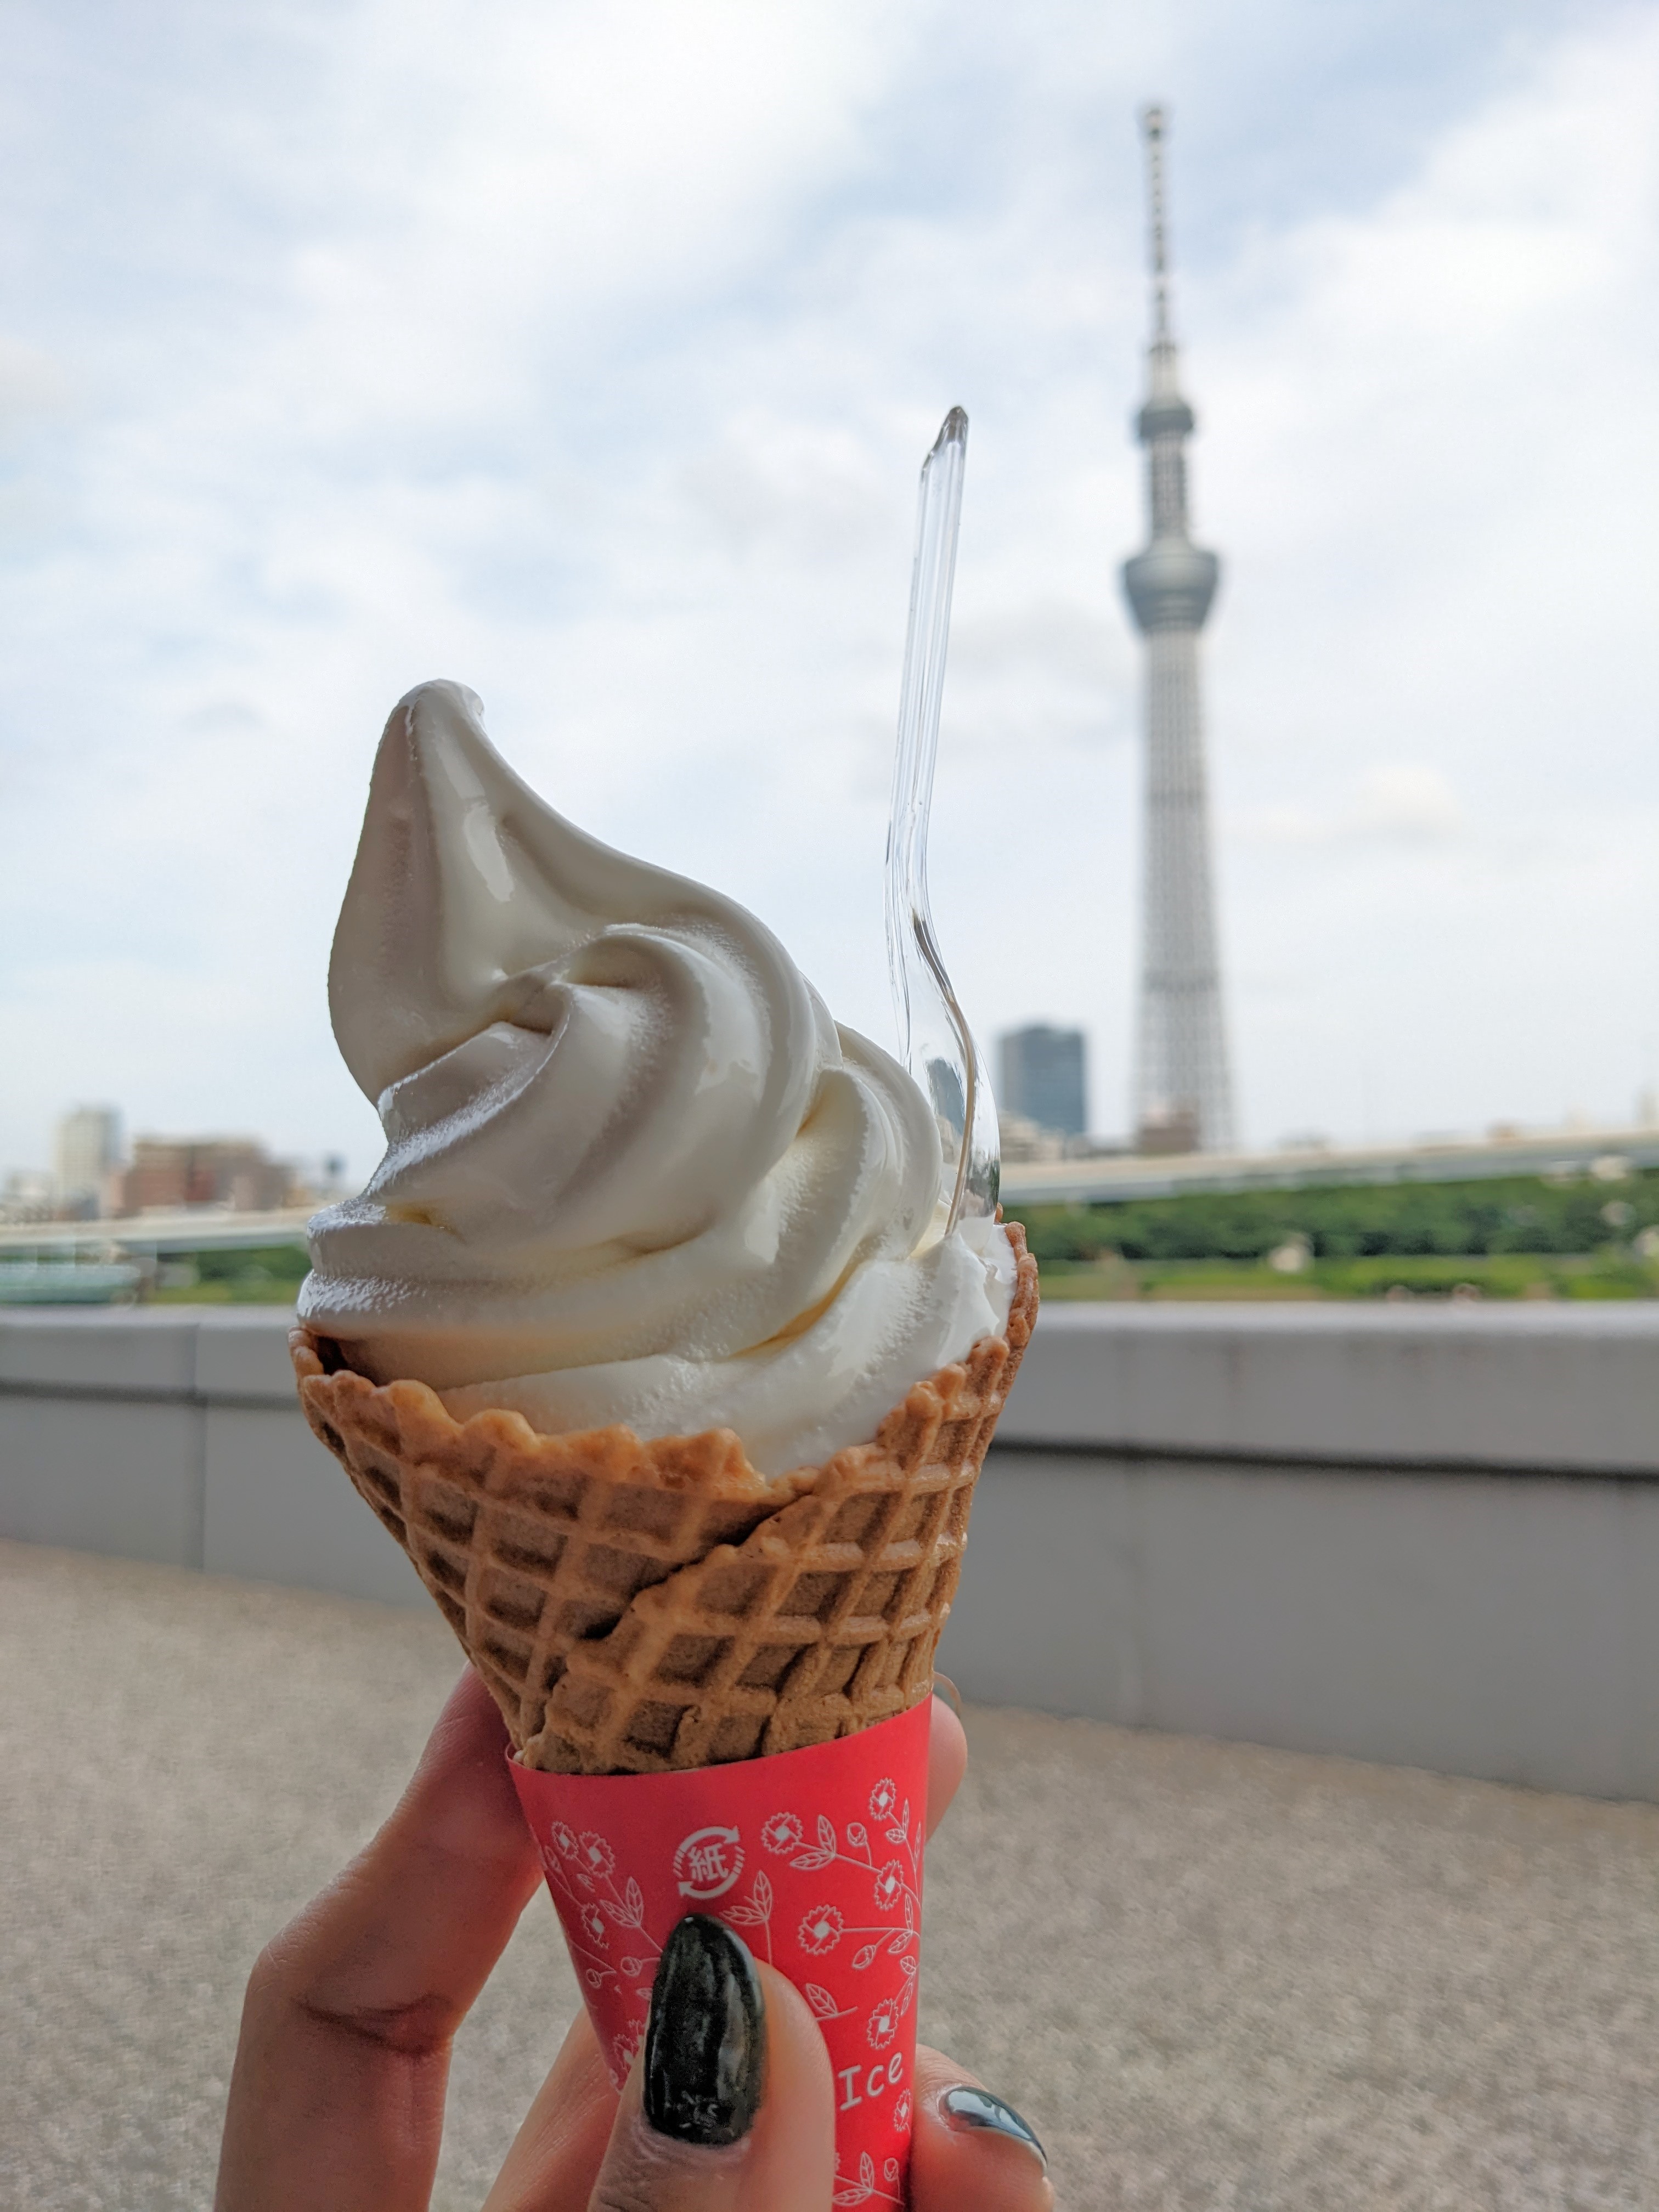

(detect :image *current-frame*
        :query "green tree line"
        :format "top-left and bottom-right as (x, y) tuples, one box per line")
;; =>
(1011, 1171), (1659, 1266)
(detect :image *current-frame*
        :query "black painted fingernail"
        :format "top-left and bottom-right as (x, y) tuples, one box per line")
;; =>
(643, 1916), (765, 2147)
(941, 2085), (1047, 2169)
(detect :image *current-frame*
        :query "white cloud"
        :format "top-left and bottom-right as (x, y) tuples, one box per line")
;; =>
(1188, 8), (1659, 1140)
(0, 0), (1653, 1173)
(1240, 763), (1465, 847)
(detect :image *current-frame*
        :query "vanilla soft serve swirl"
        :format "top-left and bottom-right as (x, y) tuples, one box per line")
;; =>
(300, 681), (1013, 1474)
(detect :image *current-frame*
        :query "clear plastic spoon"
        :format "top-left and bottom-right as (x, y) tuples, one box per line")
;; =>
(885, 407), (1000, 1243)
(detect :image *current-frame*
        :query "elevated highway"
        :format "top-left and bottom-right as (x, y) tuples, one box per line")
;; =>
(999, 1124), (1659, 1207)
(0, 1207), (315, 1257)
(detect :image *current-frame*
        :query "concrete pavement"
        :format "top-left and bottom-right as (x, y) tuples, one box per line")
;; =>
(4, 1538), (1658, 2209)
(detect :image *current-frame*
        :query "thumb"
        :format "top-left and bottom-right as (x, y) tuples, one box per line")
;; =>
(589, 1918), (833, 2212)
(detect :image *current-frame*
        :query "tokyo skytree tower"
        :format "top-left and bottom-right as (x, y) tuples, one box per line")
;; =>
(1121, 105), (1236, 1154)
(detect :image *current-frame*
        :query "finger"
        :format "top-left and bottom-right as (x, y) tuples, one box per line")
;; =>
(925, 1693), (968, 1841)
(582, 1922), (833, 2212)
(480, 2008), (617, 2212)
(216, 1667), (542, 2212)
(909, 2046), (1052, 2212)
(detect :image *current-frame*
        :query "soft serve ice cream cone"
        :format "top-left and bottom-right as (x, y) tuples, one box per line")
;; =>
(294, 679), (1037, 1774)
(291, 676), (1037, 2182)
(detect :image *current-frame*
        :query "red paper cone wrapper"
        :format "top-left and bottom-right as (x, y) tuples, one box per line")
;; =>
(510, 1696), (932, 2206)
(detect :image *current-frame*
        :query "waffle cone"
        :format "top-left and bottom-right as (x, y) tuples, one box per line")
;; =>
(291, 1223), (1037, 1773)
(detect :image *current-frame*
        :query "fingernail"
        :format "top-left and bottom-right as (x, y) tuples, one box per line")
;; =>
(940, 2084), (1047, 2169)
(643, 1915), (765, 2147)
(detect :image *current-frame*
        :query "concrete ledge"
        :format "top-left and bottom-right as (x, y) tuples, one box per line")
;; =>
(0, 1307), (301, 1407)
(200, 1404), (421, 1605)
(0, 1305), (417, 1600)
(0, 1393), (204, 1566)
(191, 1310), (309, 1404)
(938, 1450), (1659, 1801)
(7, 1301), (1659, 1797)
(14, 1300), (1659, 1467)
(0, 1311), (203, 1399)
(998, 1302), (1659, 1472)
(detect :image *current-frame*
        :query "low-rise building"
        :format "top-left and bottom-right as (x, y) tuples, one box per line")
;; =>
(114, 1137), (296, 1216)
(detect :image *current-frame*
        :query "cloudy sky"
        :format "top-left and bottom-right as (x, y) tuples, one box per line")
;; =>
(1, 0), (1655, 1178)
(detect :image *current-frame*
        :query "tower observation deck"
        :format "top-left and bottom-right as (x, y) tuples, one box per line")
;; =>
(1121, 104), (1235, 1155)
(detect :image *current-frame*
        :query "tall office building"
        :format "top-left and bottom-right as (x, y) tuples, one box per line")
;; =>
(1121, 106), (1235, 1155)
(1000, 1024), (1088, 1138)
(54, 1105), (121, 1217)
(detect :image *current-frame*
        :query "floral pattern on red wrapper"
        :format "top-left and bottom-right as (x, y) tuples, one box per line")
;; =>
(509, 1697), (932, 2207)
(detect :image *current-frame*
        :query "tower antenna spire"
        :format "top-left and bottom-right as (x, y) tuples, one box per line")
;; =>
(1141, 103), (1171, 342)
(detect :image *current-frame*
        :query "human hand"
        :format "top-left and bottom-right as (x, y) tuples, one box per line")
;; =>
(216, 1669), (1051, 2211)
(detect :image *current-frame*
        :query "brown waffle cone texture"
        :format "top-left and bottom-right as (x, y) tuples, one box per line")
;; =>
(291, 1222), (1038, 1774)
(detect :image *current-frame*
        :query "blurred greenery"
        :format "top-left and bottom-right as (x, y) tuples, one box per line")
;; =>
(1010, 1169), (1659, 1300)
(149, 1243), (309, 1304)
(136, 1172), (1659, 1305)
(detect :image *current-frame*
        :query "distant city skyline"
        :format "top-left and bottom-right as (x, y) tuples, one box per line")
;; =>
(14, 1087), (1659, 1229)
(0, 1105), (341, 1224)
